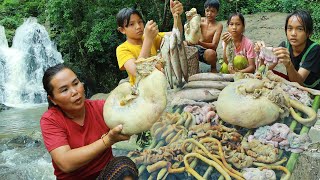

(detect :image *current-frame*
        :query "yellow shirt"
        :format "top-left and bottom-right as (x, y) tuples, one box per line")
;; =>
(116, 32), (165, 85)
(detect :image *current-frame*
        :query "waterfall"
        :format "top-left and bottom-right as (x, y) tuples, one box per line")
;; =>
(0, 17), (63, 106)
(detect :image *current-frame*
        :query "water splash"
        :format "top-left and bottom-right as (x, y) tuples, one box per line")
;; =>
(0, 17), (63, 106)
(0, 26), (8, 48)
(0, 138), (55, 180)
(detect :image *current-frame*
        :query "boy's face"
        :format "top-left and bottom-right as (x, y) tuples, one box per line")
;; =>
(205, 7), (218, 21)
(286, 15), (308, 48)
(119, 14), (144, 40)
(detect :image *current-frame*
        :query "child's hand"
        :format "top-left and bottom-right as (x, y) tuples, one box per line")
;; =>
(155, 61), (164, 73)
(254, 41), (265, 52)
(273, 47), (291, 68)
(144, 20), (159, 41)
(228, 64), (236, 74)
(222, 32), (232, 44)
(170, 0), (184, 17)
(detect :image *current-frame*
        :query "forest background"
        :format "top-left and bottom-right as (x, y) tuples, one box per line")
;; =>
(0, 0), (319, 97)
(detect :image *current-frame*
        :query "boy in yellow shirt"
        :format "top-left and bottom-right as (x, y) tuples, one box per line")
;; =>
(116, 0), (184, 85)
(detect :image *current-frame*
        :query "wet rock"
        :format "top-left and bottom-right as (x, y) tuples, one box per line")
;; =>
(309, 127), (320, 143)
(290, 151), (320, 180)
(6, 135), (42, 149)
(0, 103), (12, 112)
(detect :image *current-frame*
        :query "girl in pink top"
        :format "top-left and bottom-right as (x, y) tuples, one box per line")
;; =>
(221, 12), (256, 74)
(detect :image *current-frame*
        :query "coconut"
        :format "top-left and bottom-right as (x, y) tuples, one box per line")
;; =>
(220, 63), (229, 74)
(233, 55), (248, 70)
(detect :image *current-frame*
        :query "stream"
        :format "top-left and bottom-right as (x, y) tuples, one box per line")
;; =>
(0, 104), (55, 180)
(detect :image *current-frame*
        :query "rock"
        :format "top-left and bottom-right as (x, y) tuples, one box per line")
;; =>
(290, 151), (320, 180)
(0, 103), (12, 112)
(308, 127), (320, 143)
(308, 110), (320, 143)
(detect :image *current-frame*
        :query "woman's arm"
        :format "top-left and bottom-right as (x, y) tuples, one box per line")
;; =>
(50, 125), (130, 173)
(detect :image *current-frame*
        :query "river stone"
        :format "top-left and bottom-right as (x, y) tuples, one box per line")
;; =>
(308, 127), (320, 143)
(290, 150), (320, 180)
(0, 103), (12, 112)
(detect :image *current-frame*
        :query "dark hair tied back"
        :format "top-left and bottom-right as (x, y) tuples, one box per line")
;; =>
(42, 63), (66, 108)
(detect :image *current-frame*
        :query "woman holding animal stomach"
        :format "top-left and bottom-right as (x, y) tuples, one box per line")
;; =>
(40, 64), (132, 179)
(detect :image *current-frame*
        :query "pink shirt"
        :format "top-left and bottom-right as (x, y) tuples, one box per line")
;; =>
(223, 35), (256, 59)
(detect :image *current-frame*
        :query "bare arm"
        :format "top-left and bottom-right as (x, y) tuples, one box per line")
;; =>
(199, 23), (223, 50)
(170, 0), (184, 33)
(50, 125), (130, 173)
(287, 63), (310, 84)
(273, 47), (309, 84)
(123, 58), (137, 76)
(139, 20), (159, 58)
(124, 20), (159, 76)
(239, 58), (256, 73)
(266, 62), (277, 70)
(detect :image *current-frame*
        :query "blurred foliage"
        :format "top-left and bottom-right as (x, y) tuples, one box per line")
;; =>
(0, 0), (319, 96)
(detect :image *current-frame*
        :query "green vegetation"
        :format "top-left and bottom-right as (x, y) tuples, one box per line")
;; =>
(0, 0), (319, 96)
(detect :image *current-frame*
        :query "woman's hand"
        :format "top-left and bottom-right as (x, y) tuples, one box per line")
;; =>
(144, 20), (159, 41)
(105, 125), (131, 145)
(273, 47), (291, 68)
(170, 0), (184, 17)
(222, 32), (232, 44)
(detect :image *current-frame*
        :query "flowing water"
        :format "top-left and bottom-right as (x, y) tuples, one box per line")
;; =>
(0, 17), (63, 180)
(0, 104), (54, 180)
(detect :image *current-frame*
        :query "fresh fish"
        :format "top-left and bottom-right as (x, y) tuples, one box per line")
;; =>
(226, 39), (235, 65)
(177, 42), (188, 82)
(160, 35), (174, 89)
(169, 28), (177, 50)
(173, 88), (221, 102)
(170, 32), (182, 85)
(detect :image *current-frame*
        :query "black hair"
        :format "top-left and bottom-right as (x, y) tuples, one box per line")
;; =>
(42, 63), (67, 108)
(204, 0), (220, 11)
(97, 156), (138, 180)
(116, 8), (143, 28)
(285, 10), (313, 36)
(227, 12), (245, 27)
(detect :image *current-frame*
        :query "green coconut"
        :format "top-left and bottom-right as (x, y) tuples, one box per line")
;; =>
(233, 55), (248, 70)
(220, 63), (229, 74)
